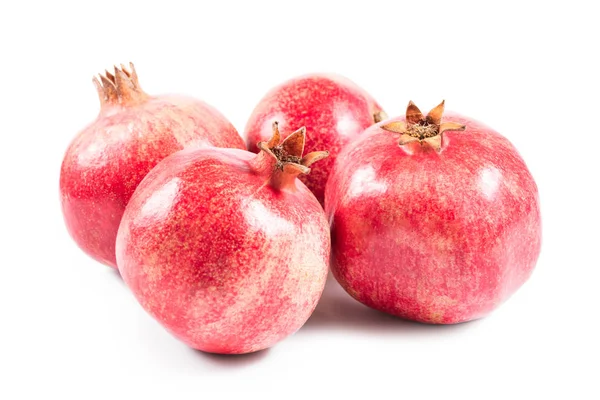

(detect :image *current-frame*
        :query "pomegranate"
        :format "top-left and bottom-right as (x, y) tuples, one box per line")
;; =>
(325, 101), (541, 324)
(116, 123), (330, 354)
(245, 74), (386, 205)
(60, 63), (244, 267)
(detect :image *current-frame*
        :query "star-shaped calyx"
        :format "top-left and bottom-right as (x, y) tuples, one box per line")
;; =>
(93, 62), (149, 107)
(381, 101), (466, 151)
(257, 122), (329, 176)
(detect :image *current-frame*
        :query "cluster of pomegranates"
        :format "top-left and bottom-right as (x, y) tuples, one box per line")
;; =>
(60, 63), (541, 354)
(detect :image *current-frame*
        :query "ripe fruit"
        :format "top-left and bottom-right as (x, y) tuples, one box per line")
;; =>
(245, 74), (386, 205)
(116, 123), (330, 354)
(60, 63), (244, 267)
(325, 101), (541, 324)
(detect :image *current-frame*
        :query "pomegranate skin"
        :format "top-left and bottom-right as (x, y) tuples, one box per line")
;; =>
(60, 65), (244, 267)
(325, 110), (541, 324)
(245, 74), (385, 205)
(116, 135), (330, 354)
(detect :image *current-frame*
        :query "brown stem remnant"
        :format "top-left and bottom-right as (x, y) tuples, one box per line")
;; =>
(381, 100), (466, 152)
(254, 122), (329, 190)
(93, 62), (149, 108)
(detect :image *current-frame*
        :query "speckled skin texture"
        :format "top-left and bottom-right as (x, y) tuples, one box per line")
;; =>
(244, 74), (385, 205)
(116, 147), (330, 354)
(60, 92), (244, 267)
(325, 112), (541, 324)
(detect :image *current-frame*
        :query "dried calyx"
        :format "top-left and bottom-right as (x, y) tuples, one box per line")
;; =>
(257, 122), (329, 176)
(381, 101), (465, 151)
(373, 110), (388, 123)
(93, 62), (149, 107)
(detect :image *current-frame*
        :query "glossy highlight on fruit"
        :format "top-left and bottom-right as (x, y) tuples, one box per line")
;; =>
(117, 123), (330, 354)
(245, 74), (386, 205)
(325, 101), (541, 324)
(60, 63), (244, 267)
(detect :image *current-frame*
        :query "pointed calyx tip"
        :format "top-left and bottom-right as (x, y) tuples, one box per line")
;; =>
(381, 101), (466, 151)
(257, 122), (328, 173)
(93, 62), (148, 107)
(373, 110), (388, 123)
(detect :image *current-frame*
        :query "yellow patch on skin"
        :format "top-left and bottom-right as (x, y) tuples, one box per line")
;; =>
(428, 311), (444, 324)
(346, 286), (360, 300)
(427, 295), (458, 323)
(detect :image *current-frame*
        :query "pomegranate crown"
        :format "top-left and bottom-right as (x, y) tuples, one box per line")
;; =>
(93, 62), (148, 107)
(381, 100), (466, 151)
(256, 122), (329, 175)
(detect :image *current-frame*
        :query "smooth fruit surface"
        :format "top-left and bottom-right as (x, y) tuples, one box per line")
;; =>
(60, 64), (244, 267)
(245, 74), (385, 204)
(117, 125), (330, 354)
(325, 102), (541, 324)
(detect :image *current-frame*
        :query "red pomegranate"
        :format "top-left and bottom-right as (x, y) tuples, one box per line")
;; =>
(116, 123), (330, 354)
(60, 63), (244, 267)
(245, 74), (386, 205)
(325, 101), (541, 324)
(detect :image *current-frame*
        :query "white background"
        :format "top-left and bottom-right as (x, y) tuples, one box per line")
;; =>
(1, 1), (598, 398)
